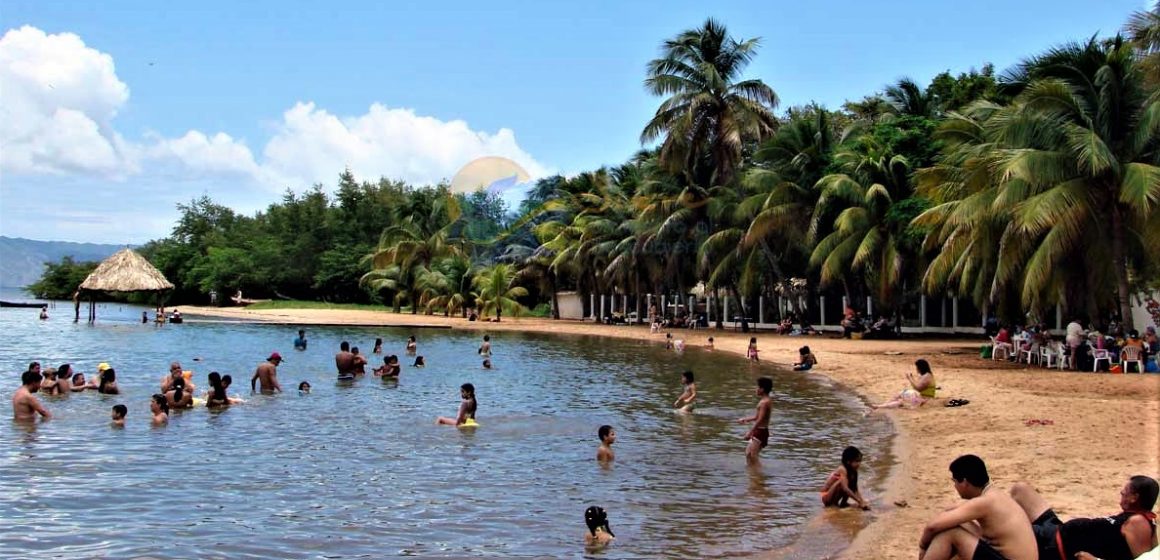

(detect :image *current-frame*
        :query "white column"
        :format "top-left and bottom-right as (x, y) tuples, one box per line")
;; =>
(623, 295), (628, 316)
(724, 296), (730, 322)
(661, 295), (667, 317)
(952, 297), (959, 329)
(1055, 304), (1062, 331)
(866, 296), (873, 317)
(842, 295), (848, 312)
(920, 296), (927, 327)
(600, 295), (606, 319)
(820, 296), (826, 325)
(759, 296), (765, 325)
(590, 294), (595, 321)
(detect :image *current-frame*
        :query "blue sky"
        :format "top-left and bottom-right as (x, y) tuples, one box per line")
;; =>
(0, 0), (1147, 243)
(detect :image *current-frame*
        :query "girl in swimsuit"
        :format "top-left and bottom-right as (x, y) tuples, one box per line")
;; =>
(821, 446), (870, 509)
(747, 337), (760, 362)
(584, 506), (615, 546)
(150, 394), (169, 425)
(206, 372), (230, 407)
(406, 336), (417, 355)
(436, 383), (477, 426)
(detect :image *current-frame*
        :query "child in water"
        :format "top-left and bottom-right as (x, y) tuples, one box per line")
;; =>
(792, 346), (817, 371)
(482, 358), (492, 369)
(673, 370), (697, 413)
(706, 336), (714, 350)
(111, 404), (127, 427)
(298, 381), (311, 393)
(150, 394), (169, 425)
(436, 383), (478, 427)
(596, 425), (616, 462)
(820, 446), (870, 510)
(412, 355), (425, 368)
(584, 506), (615, 546)
(665, 333), (674, 350)
(747, 337), (759, 362)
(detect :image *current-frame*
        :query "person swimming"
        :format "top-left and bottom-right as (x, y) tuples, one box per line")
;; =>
(111, 404), (127, 426)
(482, 358), (492, 369)
(150, 394), (169, 425)
(298, 381), (311, 393)
(412, 355), (425, 368)
(596, 425), (616, 462)
(584, 506), (615, 546)
(436, 383), (478, 427)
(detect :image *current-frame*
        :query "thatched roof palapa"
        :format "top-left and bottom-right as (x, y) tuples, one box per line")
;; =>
(79, 248), (174, 293)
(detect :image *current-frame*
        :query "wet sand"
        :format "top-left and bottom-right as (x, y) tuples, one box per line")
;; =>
(182, 306), (1160, 559)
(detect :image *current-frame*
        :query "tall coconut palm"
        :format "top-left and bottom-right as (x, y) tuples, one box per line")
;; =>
(990, 37), (1160, 328)
(641, 18), (778, 188)
(363, 215), (464, 313)
(472, 263), (528, 322)
(884, 78), (941, 118)
(1125, 2), (1160, 87)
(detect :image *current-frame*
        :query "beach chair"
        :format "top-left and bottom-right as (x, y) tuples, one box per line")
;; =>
(1055, 345), (1071, 370)
(990, 337), (1013, 361)
(1019, 344), (1040, 365)
(1120, 346), (1144, 374)
(1091, 349), (1112, 372)
(1040, 343), (1059, 368)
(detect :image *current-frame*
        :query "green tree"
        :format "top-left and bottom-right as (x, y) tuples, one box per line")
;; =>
(27, 256), (98, 300)
(472, 263), (528, 321)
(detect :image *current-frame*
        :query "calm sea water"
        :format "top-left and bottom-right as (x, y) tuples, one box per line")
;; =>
(0, 290), (892, 559)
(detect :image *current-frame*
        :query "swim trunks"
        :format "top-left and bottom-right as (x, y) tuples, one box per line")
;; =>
(1030, 509), (1064, 560)
(750, 426), (769, 449)
(337, 374), (355, 381)
(972, 539), (1009, 560)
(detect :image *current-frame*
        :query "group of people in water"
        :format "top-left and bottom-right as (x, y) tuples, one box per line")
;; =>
(12, 323), (1158, 558)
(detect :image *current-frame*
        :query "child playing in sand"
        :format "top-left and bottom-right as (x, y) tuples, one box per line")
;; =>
(792, 346), (817, 371)
(596, 425), (616, 462)
(673, 370), (697, 413)
(584, 506), (615, 546)
(821, 446), (870, 510)
(111, 404), (127, 427)
(747, 337), (759, 362)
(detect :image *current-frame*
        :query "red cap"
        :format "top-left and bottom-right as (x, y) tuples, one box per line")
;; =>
(268, 352), (283, 362)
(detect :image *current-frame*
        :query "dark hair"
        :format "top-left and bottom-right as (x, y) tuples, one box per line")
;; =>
(682, 370), (694, 382)
(374, 338), (382, 345)
(584, 506), (614, 537)
(949, 454), (989, 487)
(72, 373), (84, 384)
(408, 335), (416, 342)
(208, 372), (227, 405)
(222, 375), (233, 387)
(340, 341), (350, 351)
(461, 383), (477, 418)
(58, 364), (72, 377)
(99, 369), (118, 394)
(598, 425), (613, 442)
(800, 345), (811, 355)
(169, 375), (183, 402)
(757, 377), (773, 394)
(152, 393), (169, 414)
(1129, 475), (1159, 510)
(482, 359), (492, 368)
(841, 446), (863, 497)
(915, 359), (932, 375)
(22, 370), (42, 386)
(112, 404), (127, 418)
(483, 335), (490, 341)
(298, 329), (305, 335)
(298, 381), (311, 391)
(28, 361), (40, 371)
(750, 337), (757, 344)
(413, 356), (425, 367)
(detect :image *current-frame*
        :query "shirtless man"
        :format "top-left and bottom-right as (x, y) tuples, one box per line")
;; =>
(251, 353), (283, 393)
(919, 454), (1037, 560)
(596, 425), (616, 462)
(738, 377), (773, 464)
(478, 335), (492, 358)
(1009, 476), (1158, 560)
(13, 370), (51, 421)
(335, 341), (356, 379)
(161, 362), (183, 392)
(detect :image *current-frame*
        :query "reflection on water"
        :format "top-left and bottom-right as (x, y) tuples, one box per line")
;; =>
(0, 299), (891, 559)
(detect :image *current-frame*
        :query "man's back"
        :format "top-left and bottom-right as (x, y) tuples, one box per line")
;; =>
(335, 351), (354, 374)
(976, 491), (1038, 560)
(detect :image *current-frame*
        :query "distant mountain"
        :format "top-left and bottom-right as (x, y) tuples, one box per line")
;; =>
(0, 236), (127, 288)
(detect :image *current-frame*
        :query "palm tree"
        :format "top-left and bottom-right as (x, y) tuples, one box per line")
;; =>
(1125, 2), (1160, 87)
(641, 18), (778, 188)
(363, 212), (464, 314)
(884, 78), (941, 118)
(472, 264), (528, 321)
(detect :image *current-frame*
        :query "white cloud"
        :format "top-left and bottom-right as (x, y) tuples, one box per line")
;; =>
(0, 25), (550, 195)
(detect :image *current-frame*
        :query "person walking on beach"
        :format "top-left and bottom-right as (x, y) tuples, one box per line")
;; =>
(335, 341), (355, 379)
(596, 425), (616, 462)
(13, 370), (51, 421)
(674, 370), (697, 413)
(251, 353), (284, 393)
(1009, 475), (1158, 560)
(918, 454), (1036, 560)
(738, 377), (773, 464)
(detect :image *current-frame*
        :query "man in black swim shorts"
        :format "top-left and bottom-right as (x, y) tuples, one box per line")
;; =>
(919, 455), (1037, 560)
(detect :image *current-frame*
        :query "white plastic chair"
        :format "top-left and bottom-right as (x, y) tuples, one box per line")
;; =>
(1092, 349), (1112, 372)
(991, 337), (1013, 361)
(1020, 344), (1040, 365)
(1040, 343), (1059, 368)
(1121, 346), (1145, 373)
(1056, 345), (1071, 370)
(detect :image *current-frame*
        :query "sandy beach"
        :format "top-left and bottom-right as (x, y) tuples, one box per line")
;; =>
(183, 306), (1160, 559)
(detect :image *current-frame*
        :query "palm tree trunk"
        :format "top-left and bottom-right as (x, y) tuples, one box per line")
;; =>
(1111, 205), (1135, 330)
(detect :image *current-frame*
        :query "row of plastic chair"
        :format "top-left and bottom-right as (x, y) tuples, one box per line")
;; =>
(990, 337), (1147, 372)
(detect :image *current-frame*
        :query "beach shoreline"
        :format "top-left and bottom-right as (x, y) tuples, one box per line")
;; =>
(182, 306), (1160, 559)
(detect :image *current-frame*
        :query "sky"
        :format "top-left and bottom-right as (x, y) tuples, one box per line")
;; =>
(0, 0), (1148, 244)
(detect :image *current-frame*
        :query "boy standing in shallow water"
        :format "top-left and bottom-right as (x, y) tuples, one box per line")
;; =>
(738, 377), (773, 464)
(674, 370), (697, 413)
(596, 425), (616, 462)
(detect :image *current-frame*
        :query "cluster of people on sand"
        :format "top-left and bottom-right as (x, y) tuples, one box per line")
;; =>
(990, 317), (1159, 372)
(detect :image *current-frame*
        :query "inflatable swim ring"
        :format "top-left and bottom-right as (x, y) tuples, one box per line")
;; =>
(459, 418), (479, 428)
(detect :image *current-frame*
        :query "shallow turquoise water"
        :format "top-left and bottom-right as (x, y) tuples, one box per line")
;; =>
(0, 298), (892, 559)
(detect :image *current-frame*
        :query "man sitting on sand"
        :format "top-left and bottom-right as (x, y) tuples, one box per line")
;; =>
(251, 353), (283, 393)
(13, 370), (51, 421)
(1009, 476), (1158, 560)
(919, 454), (1036, 560)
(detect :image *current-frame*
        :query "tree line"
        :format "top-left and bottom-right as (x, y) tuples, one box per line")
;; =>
(31, 5), (1160, 329)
